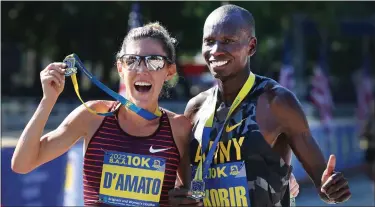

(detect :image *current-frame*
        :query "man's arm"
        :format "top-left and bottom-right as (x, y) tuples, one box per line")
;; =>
(167, 105), (203, 207)
(167, 112), (193, 187)
(269, 87), (326, 187)
(268, 86), (351, 203)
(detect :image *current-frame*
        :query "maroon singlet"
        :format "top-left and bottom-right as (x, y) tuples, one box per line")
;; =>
(83, 102), (180, 206)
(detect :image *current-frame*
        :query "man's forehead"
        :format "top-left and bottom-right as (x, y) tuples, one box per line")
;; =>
(203, 14), (249, 38)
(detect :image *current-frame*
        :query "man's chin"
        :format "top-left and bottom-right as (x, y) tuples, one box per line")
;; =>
(211, 69), (232, 81)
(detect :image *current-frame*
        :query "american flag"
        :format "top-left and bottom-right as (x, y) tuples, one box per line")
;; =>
(119, 2), (143, 97)
(310, 46), (334, 127)
(279, 33), (295, 91)
(354, 55), (374, 121)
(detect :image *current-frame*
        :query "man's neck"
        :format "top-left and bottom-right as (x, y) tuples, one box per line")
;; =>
(217, 68), (250, 106)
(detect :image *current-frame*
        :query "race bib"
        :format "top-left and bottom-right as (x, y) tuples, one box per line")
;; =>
(192, 161), (250, 207)
(99, 151), (166, 207)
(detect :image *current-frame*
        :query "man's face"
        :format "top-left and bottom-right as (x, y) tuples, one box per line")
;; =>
(202, 12), (256, 79)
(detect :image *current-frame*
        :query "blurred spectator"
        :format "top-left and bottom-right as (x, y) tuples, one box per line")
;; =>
(360, 99), (375, 180)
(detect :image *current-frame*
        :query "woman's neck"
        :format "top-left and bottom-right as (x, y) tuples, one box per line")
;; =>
(118, 102), (160, 126)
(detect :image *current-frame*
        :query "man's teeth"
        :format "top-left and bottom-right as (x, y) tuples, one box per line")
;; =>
(210, 60), (228, 67)
(135, 82), (151, 86)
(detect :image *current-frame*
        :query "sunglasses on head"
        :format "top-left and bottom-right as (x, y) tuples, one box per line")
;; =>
(120, 54), (173, 71)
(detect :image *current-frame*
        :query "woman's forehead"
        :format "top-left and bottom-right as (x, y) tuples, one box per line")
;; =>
(125, 38), (166, 55)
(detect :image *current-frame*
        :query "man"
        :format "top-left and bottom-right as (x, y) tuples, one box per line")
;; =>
(169, 4), (350, 207)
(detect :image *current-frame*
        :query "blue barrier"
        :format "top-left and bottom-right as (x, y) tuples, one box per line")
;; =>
(291, 119), (364, 181)
(1, 144), (68, 206)
(63, 142), (84, 206)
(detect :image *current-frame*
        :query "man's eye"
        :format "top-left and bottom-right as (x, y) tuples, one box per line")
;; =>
(223, 39), (233, 44)
(205, 39), (215, 44)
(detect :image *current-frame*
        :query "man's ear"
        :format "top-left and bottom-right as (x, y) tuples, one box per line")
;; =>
(248, 37), (257, 56)
(165, 63), (177, 81)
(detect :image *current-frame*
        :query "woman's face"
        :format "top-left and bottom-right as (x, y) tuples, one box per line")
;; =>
(117, 38), (176, 110)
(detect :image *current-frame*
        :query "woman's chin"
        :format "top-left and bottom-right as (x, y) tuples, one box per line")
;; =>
(125, 90), (159, 110)
(129, 97), (157, 111)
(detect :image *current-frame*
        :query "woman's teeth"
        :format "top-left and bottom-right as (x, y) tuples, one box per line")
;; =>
(134, 81), (152, 92)
(134, 81), (151, 86)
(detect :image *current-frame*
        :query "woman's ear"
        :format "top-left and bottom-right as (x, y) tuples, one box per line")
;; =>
(117, 59), (124, 79)
(165, 64), (177, 81)
(117, 59), (123, 73)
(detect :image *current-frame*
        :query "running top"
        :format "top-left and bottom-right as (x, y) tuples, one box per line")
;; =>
(190, 75), (292, 207)
(83, 102), (180, 206)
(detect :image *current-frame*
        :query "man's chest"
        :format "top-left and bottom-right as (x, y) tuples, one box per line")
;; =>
(190, 100), (279, 165)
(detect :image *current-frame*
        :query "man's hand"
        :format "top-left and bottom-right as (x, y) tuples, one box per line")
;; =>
(289, 173), (299, 197)
(320, 155), (351, 204)
(168, 187), (203, 207)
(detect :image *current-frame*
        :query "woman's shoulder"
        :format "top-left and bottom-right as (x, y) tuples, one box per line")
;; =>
(73, 100), (118, 120)
(87, 100), (118, 112)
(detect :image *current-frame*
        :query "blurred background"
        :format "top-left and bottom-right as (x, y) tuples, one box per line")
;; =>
(1, 1), (375, 206)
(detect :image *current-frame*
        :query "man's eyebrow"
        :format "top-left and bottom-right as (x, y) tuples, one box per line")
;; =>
(222, 34), (237, 39)
(203, 36), (213, 40)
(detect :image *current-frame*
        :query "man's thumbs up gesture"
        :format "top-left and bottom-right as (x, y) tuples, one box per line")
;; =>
(319, 155), (351, 204)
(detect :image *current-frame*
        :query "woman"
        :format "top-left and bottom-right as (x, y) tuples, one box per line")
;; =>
(11, 22), (192, 207)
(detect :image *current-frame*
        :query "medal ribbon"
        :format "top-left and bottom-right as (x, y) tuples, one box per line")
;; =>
(193, 72), (256, 182)
(63, 53), (161, 119)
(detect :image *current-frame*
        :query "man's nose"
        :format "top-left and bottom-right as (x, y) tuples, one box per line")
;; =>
(210, 41), (225, 56)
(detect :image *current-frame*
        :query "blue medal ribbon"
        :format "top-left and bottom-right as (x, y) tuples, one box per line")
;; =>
(63, 53), (161, 120)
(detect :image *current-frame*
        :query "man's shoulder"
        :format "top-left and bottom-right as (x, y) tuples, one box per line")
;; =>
(184, 87), (214, 119)
(262, 84), (304, 121)
(258, 80), (310, 137)
(162, 109), (192, 141)
(190, 88), (213, 105)
(164, 110), (192, 130)
(259, 78), (296, 103)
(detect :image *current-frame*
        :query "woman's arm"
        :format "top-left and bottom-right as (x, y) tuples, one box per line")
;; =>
(11, 100), (101, 174)
(168, 113), (193, 187)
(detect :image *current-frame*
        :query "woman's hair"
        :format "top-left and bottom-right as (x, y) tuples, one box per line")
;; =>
(116, 21), (177, 63)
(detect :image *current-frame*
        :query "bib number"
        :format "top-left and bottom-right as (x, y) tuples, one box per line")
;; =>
(99, 151), (166, 207)
(192, 162), (251, 207)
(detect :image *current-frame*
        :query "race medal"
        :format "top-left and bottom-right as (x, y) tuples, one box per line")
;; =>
(63, 56), (78, 77)
(99, 151), (166, 207)
(192, 161), (251, 207)
(189, 180), (205, 200)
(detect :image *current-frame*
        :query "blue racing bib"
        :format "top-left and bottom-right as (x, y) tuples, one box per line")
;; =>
(192, 161), (250, 207)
